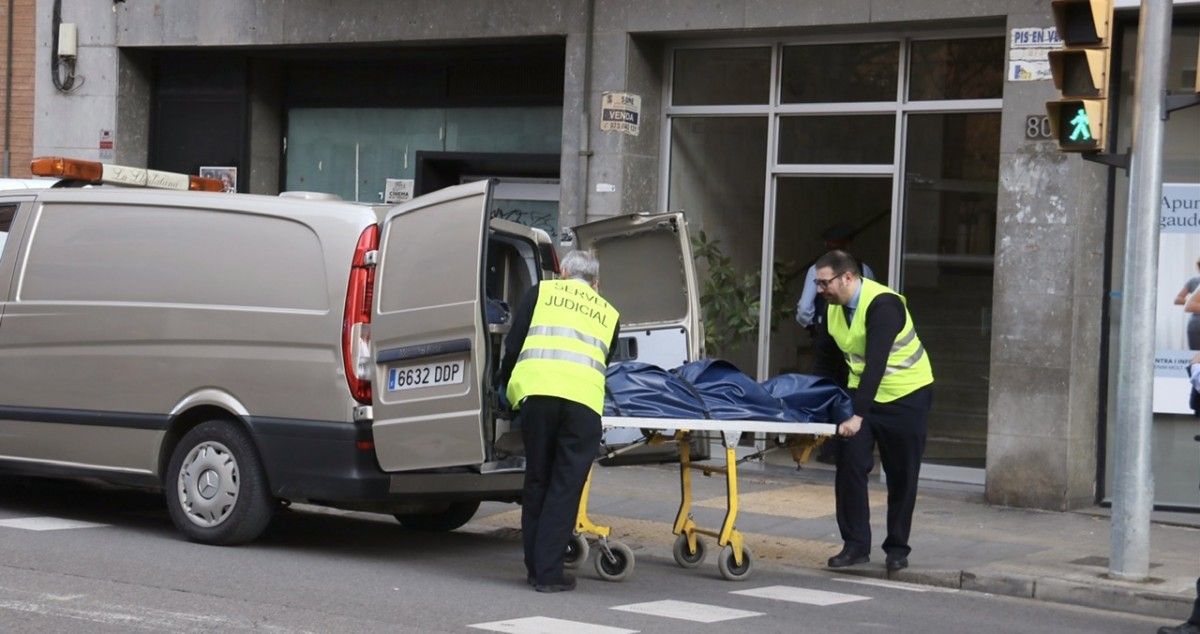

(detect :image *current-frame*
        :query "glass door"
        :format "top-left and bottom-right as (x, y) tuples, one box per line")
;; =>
(900, 111), (1000, 468)
(768, 176), (893, 377)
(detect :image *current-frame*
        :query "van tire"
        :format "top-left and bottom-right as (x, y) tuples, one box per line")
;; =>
(165, 420), (275, 545)
(394, 500), (480, 532)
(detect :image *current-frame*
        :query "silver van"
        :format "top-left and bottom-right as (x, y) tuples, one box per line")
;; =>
(0, 179), (702, 545)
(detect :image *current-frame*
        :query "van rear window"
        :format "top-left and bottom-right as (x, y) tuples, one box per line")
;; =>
(19, 204), (329, 310)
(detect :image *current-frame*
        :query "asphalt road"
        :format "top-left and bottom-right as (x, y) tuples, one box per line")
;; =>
(0, 475), (1167, 633)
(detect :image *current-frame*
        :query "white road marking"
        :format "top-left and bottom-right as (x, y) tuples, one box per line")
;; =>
(611, 599), (763, 623)
(835, 577), (959, 593)
(731, 584), (871, 606)
(0, 589), (305, 633)
(0, 517), (108, 531)
(469, 616), (638, 634)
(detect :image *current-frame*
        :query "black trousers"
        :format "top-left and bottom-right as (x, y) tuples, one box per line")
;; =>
(1190, 576), (1200, 625)
(835, 386), (932, 559)
(519, 395), (601, 585)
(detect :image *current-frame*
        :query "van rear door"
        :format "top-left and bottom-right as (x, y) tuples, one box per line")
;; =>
(370, 180), (491, 471)
(573, 212), (702, 366)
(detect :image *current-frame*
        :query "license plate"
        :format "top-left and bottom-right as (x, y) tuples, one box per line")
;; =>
(387, 360), (466, 391)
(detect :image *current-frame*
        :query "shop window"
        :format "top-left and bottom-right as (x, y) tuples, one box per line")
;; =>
(908, 38), (1004, 101)
(669, 116), (768, 375)
(1105, 24), (1200, 509)
(777, 115), (895, 164)
(672, 48), (771, 106)
(780, 42), (899, 103)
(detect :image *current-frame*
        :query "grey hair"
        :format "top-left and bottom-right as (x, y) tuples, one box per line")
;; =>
(559, 250), (599, 284)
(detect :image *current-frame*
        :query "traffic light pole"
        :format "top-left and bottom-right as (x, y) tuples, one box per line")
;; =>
(1110, 0), (1170, 582)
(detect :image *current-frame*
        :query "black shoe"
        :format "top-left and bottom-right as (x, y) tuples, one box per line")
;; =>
(827, 548), (870, 568)
(885, 556), (908, 571)
(526, 575), (535, 586)
(1158, 623), (1200, 634)
(533, 576), (576, 593)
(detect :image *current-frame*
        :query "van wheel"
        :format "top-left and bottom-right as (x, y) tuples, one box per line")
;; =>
(165, 420), (274, 545)
(394, 500), (480, 532)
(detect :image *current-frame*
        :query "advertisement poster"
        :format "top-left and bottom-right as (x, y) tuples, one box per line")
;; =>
(199, 166), (237, 193)
(1153, 183), (1200, 413)
(384, 178), (414, 204)
(1006, 26), (1061, 82)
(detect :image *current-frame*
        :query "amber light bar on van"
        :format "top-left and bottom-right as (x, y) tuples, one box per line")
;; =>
(343, 225), (379, 404)
(30, 156), (225, 192)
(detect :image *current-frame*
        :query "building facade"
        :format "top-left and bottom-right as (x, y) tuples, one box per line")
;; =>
(32, 0), (1200, 511)
(1, 0), (37, 178)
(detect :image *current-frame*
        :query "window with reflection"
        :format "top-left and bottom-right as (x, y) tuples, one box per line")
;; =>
(669, 117), (768, 374)
(908, 38), (1004, 101)
(781, 42), (899, 103)
(777, 115), (895, 164)
(673, 47), (772, 106)
(901, 112), (1000, 468)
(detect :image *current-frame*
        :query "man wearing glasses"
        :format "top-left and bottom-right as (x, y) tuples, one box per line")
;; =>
(811, 250), (934, 573)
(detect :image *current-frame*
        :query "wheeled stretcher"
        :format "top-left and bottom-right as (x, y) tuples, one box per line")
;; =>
(566, 417), (838, 582)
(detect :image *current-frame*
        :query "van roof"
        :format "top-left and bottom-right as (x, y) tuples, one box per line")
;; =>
(0, 178), (59, 191)
(0, 186), (379, 224)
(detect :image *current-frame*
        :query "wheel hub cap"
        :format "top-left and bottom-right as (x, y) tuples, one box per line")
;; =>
(177, 441), (240, 528)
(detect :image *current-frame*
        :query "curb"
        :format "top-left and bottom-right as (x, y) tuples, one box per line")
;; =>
(835, 566), (1192, 621)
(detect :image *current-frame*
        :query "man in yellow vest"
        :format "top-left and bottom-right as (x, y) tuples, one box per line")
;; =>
(497, 250), (620, 593)
(811, 250), (934, 572)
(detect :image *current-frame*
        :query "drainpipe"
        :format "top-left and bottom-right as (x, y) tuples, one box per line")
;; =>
(573, 0), (594, 236)
(3, 0), (14, 176)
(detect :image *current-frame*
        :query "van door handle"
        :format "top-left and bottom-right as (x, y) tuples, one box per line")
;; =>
(377, 338), (471, 364)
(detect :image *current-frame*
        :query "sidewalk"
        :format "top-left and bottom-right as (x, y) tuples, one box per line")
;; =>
(475, 460), (1199, 621)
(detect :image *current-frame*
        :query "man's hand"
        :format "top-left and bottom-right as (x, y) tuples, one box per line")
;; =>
(837, 415), (863, 438)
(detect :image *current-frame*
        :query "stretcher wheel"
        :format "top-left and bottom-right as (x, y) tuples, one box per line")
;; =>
(717, 544), (754, 581)
(594, 541), (635, 582)
(564, 533), (589, 570)
(672, 533), (706, 568)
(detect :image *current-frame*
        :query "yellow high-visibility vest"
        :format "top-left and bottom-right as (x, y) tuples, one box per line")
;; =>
(826, 277), (933, 402)
(507, 279), (619, 414)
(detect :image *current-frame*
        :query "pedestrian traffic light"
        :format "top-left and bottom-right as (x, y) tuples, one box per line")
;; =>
(1045, 0), (1113, 153)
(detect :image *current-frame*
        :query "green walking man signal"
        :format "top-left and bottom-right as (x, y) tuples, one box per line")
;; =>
(1068, 107), (1092, 141)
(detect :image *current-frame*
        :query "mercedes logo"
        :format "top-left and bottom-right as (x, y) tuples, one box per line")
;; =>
(198, 470), (219, 499)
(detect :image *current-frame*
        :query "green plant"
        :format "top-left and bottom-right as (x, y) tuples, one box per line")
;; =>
(691, 231), (803, 357)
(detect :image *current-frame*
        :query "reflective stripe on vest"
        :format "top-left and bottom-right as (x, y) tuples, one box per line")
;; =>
(516, 347), (607, 373)
(527, 325), (611, 358)
(826, 277), (933, 402)
(506, 279), (620, 414)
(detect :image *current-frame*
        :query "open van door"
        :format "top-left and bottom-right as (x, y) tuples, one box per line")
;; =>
(573, 212), (708, 465)
(573, 212), (702, 367)
(370, 180), (491, 471)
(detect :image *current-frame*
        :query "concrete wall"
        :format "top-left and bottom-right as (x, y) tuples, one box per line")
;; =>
(984, 11), (1106, 511)
(31, 0), (1111, 510)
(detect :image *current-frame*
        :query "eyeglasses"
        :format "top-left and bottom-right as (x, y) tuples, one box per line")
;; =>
(814, 273), (844, 289)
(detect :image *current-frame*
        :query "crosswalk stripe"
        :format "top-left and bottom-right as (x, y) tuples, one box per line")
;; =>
(835, 577), (958, 593)
(468, 616), (638, 634)
(0, 517), (108, 531)
(731, 584), (871, 606)
(610, 600), (762, 623)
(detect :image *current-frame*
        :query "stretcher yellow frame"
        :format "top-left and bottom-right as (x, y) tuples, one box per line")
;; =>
(574, 417), (837, 581)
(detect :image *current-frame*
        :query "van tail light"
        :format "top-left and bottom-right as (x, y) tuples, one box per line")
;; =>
(31, 156), (223, 191)
(343, 225), (379, 405)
